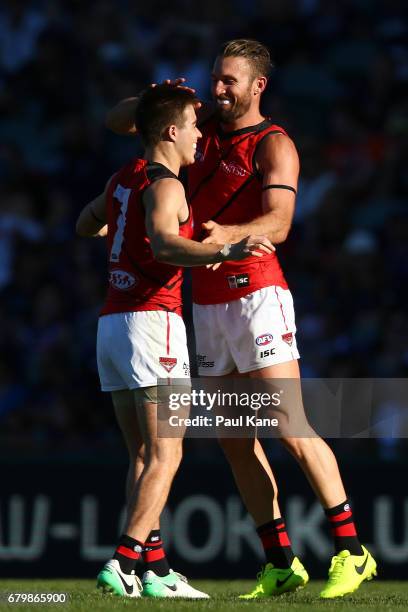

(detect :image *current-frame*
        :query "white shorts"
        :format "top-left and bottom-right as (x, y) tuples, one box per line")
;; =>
(193, 286), (300, 376)
(97, 311), (190, 392)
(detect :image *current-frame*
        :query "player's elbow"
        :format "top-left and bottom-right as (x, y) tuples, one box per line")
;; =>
(105, 108), (137, 136)
(75, 220), (88, 237)
(154, 248), (179, 265)
(75, 218), (95, 237)
(105, 110), (123, 135)
(151, 235), (179, 264)
(151, 242), (171, 263)
(273, 226), (291, 244)
(153, 249), (168, 263)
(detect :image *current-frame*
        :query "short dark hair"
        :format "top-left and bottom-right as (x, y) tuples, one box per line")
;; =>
(135, 85), (199, 147)
(219, 39), (273, 79)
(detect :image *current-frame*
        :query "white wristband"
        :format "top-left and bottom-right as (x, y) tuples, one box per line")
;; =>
(220, 243), (232, 259)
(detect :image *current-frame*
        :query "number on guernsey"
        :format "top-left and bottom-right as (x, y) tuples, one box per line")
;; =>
(110, 184), (131, 263)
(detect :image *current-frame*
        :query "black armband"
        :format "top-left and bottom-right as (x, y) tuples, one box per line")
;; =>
(262, 184), (297, 194)
(90, 205), (104, 223)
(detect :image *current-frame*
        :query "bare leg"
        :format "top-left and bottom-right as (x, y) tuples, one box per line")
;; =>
(217, 372), (282, 525)
(249, 360), (347, 509)
(219, 436), (281, 524)
(112, 390), (164, 533)
(125, 399), (182, 542)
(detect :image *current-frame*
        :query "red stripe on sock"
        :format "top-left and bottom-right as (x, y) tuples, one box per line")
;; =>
(116, 545), (141, 560)
(145, 540), (163, 548)
(277, 531), (291, 546)
(144, 548), (166, 562)
(261, 530), (291, 549)
(329, 511), (352, 523)
(331, 523), (357, 537)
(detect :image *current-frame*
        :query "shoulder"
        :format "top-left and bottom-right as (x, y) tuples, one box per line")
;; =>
(255, 132), (299, 174)
(144, 176), (185, 208)
(145, 162), (179, 183)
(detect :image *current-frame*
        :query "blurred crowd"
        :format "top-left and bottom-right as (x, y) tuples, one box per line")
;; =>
(0, 0), (407, 458)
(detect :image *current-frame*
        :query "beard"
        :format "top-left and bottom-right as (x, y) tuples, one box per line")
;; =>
(215, 90), (252, 123)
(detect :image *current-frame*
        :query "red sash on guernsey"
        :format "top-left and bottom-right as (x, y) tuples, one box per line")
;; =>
(100, 159), (193, 317)
(188, 118), (289, 305)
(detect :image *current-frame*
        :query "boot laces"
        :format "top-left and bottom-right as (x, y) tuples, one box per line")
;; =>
(328, 555), (347, 582)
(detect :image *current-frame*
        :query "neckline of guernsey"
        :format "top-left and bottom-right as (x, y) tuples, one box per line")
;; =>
(217, 119), (271, 140)
(145, 160), (178, 179)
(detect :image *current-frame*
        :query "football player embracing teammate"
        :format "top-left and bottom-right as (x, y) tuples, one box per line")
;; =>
(76, 83), (273, 598)
(106, 39), (377, 599)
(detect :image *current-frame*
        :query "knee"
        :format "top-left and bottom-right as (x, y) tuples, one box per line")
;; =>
(146, 440), (183, 473)
(127, 441), (146, 465)
(135, 445), (145, 465)
(170, 442), (183, 471)
(280, 436), (312, 461)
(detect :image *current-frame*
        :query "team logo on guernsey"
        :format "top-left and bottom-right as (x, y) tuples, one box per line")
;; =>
(282, 332), (294, 346)
(109, 269), (138, 290)
(256, 333), (274, 346)
(220, 160), (247, 177)
(159, 357), (177, 372)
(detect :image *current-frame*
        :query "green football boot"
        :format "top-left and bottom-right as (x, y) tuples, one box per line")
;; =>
(96, 559), (141, 597)
(320, 546), (377, 598)
(239, 557), (309, 599)
(142, 569), (209, 598)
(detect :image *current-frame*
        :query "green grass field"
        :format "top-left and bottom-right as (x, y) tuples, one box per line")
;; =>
(0, 580), (407, 612)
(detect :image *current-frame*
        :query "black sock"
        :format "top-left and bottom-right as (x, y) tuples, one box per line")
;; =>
(142, 530), (170, 577)
(257, 519), (295, 569)
(325, 499), (363, 556)
(113, 533), (143, 574)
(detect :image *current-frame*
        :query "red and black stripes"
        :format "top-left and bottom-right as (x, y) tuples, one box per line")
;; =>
(325, 500), (363, 556)
(143, 530), (170, 577)
(256, 518), (295, 568)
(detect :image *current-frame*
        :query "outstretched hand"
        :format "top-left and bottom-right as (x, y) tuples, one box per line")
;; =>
(207, 235), (275, 270)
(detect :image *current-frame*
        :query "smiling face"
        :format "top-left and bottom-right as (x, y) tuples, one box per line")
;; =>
(211, 55), (260, 123)
(174, 104), (202, 166)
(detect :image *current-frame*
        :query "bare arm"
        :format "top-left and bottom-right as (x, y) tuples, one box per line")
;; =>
(105, 97), (139, 135)
(202, 134), (299, 245)
(76, 178), (112, 237)
(105, 79), (211, 136)
(144, 179), (273, 266)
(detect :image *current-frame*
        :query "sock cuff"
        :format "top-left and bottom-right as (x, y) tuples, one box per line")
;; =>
(144, 530), (161, 546)
(325, 499), (352, 517)
(119, 533), (144, 552)
(256, 518), (286, 535)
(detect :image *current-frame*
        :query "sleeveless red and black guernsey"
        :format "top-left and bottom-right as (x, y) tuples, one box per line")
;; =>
(100, 159), (192, 317)
(188, 117), (289, 305)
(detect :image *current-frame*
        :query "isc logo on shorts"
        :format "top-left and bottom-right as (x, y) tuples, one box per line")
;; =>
(109, 269), (138, 291)
(256, 333), (273, 346)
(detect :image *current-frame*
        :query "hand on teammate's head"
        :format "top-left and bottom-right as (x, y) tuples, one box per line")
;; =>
(150, 78), (196, 97)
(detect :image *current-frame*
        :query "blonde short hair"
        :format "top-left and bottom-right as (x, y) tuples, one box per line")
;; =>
(219, 39), (273, 79)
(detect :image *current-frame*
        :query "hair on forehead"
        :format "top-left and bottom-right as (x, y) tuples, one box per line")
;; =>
(219, 39), (273, 79)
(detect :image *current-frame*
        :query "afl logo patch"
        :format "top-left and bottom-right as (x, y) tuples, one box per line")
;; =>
(109, 269), (138, 290)
(256, 333), (273, 346)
